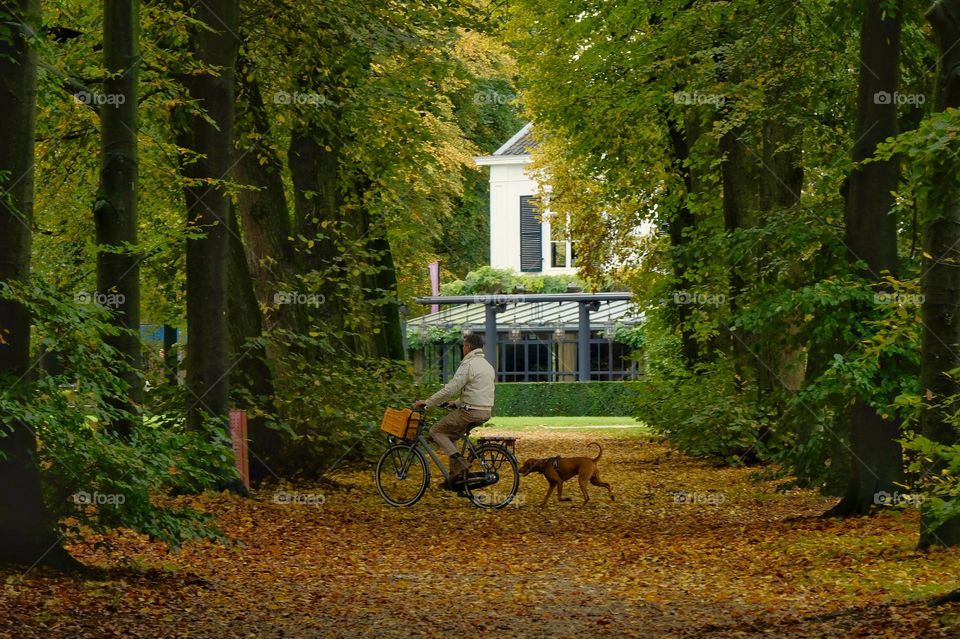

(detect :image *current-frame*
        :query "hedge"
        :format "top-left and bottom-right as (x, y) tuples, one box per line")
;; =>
(493, 381), (637, 416)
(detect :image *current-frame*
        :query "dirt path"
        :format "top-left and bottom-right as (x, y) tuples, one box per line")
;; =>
(2, 431), (959, 638)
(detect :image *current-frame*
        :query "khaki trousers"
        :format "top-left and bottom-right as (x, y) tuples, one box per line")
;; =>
(429, 408), (492, 456)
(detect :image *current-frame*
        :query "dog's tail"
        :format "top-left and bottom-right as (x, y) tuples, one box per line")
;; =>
(588, 442), (602, 462)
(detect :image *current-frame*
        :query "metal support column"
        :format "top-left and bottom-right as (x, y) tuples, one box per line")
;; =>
(577, 301), (600, 381)
(441, 343), (450, 382)
(484, 302), (498, 370)
(578, 302), (590, 382)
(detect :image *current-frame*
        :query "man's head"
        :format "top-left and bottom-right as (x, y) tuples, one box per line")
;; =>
(462, 333), (484, 355)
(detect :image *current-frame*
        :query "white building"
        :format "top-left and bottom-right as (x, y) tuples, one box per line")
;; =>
(407, 123), (642, 384)
(473, 123), (576, 275)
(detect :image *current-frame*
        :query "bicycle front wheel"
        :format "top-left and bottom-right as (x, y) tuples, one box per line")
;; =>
(464, 444), (519, 509)
(376, 444), (429, 507)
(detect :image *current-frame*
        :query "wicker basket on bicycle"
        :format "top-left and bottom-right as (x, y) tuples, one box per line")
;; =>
(380, 407), (422, 441)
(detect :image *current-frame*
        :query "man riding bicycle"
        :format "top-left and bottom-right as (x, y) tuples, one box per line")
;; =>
(413, 333), (495, 486)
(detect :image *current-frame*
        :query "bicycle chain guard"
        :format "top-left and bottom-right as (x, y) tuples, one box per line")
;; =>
(450, 470), (499, 493)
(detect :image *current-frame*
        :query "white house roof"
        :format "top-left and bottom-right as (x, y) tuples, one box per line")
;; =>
(474, 123), (535, 166)
(493, 122), (535, 156)
(411, 298), (641, 332)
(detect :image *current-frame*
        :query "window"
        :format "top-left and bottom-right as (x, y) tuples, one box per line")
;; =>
(519, 196), (542, 272)
(499, 337), (550, 382)
(589, 333), (638, 381)
(548, 213), (575, 269)
(551, 241), (567, 268)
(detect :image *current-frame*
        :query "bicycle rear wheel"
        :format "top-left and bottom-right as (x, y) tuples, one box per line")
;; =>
(464, 443), (519, 509)
(376, 443), (429, 507)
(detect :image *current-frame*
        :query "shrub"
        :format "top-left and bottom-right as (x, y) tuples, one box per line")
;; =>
(633, 362), (764, 464)
(0, 280), (233, 547)
(439, 266), (583, 297)
(38, 414), (234, 546)
(902, 432), (960, 534)
(494, 381), (636, 416)
(251, 329), (431, 476)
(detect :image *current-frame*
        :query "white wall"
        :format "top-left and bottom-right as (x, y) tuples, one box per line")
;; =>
(488, 161), (576, 275)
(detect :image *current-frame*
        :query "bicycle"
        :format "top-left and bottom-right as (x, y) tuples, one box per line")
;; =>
(375, 405), (519, 509)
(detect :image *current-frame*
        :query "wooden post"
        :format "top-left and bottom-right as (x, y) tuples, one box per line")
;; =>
(229, 409), (250, 490)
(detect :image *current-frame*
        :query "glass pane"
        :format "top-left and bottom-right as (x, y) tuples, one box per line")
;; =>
(551, 241), (566, 268)
(531, 343), (550, 372)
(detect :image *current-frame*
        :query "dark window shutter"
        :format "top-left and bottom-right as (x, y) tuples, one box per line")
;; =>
(519, 196), (542, 272)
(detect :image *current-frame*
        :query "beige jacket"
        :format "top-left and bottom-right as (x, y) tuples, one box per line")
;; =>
(425, 349), (495, 409)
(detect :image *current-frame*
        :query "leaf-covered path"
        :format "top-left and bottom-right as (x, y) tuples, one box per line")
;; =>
(3, 430), (960, 638)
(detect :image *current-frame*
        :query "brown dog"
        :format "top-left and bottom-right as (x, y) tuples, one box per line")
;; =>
(519, 442), (614, 506)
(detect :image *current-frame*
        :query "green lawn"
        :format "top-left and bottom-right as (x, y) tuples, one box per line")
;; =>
(483, 415), (651, 437)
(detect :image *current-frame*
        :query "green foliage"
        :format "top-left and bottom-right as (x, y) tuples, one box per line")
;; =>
(502, 0), (939, 501)
(493, 382), (635, 417)
(439, 71), (524, 277)
(40, 415), (233, 547)
(627, 298), (761, 463)
(406, 324), (464, 350)
(903, 432), (960, 533)
(625, 261), (924, 480)
(0, 281), (233, 547)
(249, 329), (430, 476)
(603, 323), (645, 349)
(440, 266), (583, 296)
(761, 275), (922, 490)
(634, 362), (764, 464)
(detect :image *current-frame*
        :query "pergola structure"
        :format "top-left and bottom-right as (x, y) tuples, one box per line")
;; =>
(412, 292), (635, 382)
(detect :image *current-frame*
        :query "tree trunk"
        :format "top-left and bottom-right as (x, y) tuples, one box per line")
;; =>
(755, 119), (805, 449)
(720, 124), (761, 391)
(825, 0), (904, 518)
(0, 0), (80, 570)
(369, 229), (405, 360)
(163, 324), (178, 385)
(758, 120), (805, 395)
(234, 53), (301, 332)
(664, 110), (701, 370)
(95, 0), (141, 435)
(289, 125), (345, 333)
(720, 119), (805, 456)
(918, 0), (960, 548)
(357, 206), (405, 360)
(226, 203), (282, 483)
(177, 0), (239, 431)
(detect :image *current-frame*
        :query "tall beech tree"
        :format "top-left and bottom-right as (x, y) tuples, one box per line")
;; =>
(0, 0), (78, 569)
(826, 0), (905, 517)
(664, 111), (703, 371)
(225, 203), (281, 481)
(233, 52), (299, 329)
(94, 0), (141, 434)
(506, 0), (935, 493)
(918, 0), (960, 548)
(176, 0), (239, 431)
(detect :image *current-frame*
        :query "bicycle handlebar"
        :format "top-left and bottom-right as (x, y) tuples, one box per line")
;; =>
(412, 402), (453, 411)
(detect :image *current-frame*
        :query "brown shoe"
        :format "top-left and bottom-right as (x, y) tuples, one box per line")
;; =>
(448, 455), (472, 478)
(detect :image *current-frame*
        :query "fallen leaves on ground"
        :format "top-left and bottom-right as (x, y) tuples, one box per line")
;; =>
(2, 430), (960, 638)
